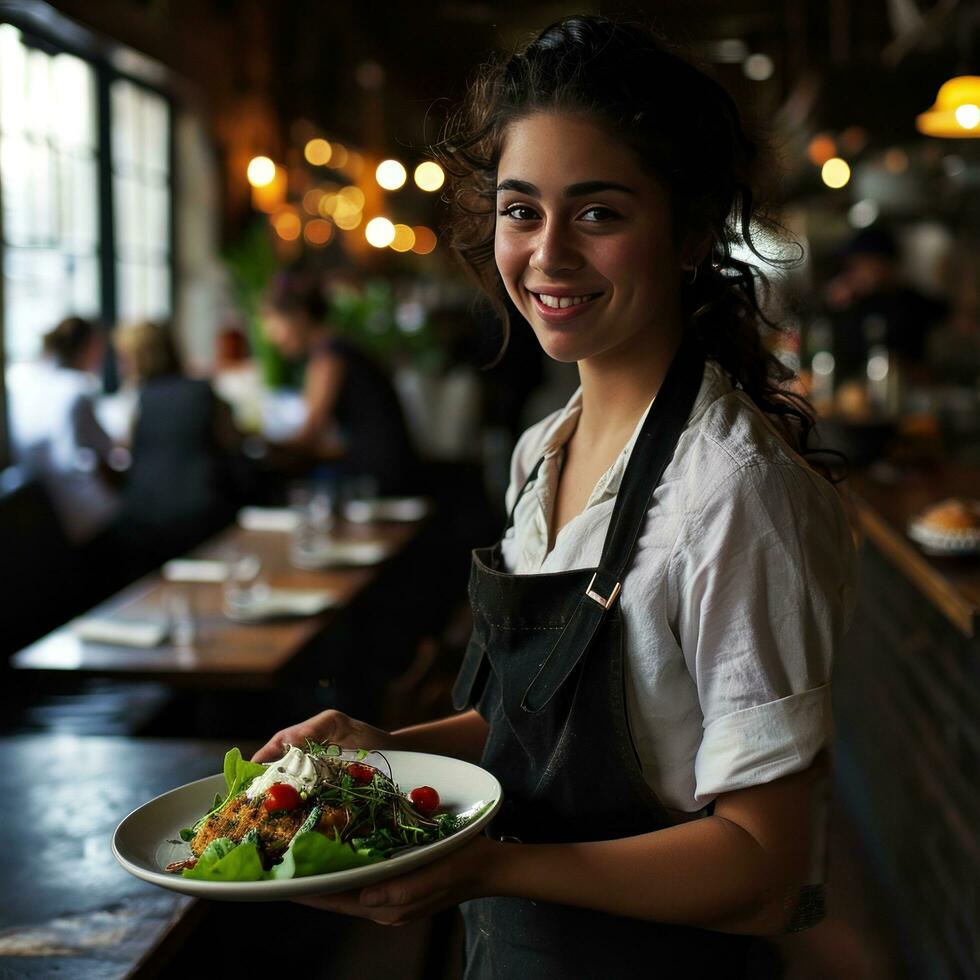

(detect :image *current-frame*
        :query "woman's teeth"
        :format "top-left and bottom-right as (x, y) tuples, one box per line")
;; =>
(536, 293), (599, 309)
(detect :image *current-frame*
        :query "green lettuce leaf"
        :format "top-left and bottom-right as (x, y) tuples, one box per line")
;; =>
(182, 837), (266, 882)
(223, 747), (267, 798)
(269, 831), (382, 880)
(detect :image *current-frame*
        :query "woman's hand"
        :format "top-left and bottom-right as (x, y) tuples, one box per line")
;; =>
(293, 834), (502, 926)
(251, 709), (393, 763)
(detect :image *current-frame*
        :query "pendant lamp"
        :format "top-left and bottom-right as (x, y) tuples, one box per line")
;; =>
(916, 75), (980, 137)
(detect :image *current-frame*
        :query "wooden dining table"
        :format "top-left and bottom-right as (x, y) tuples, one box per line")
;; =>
(10, 517), (422, 689)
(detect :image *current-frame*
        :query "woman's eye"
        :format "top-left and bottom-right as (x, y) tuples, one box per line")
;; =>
(580, 206), (618, 222)
(498, 204), (539, 221)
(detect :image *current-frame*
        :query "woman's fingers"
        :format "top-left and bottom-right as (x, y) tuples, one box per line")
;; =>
(250, 711), (348, 762)
(251, 710), (394, 763)
(292, 890), (367, 916)
(251, 726), (307, 762)
(291, 883), (446, 926)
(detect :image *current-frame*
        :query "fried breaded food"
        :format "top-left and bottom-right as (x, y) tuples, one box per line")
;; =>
(191, 794), (349, 866)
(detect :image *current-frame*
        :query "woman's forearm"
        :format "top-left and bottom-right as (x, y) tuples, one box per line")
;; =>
(390, 710), (489, 764)
(485, 815), (794, 935)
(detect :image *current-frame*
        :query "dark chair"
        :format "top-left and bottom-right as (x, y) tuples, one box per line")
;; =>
(0, 467), (89, 659)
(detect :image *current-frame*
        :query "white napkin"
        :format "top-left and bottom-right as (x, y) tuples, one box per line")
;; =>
(344, 497), (429, 523)
(237, 507), (300, 532)
(223, 588), (337, 623)
(74, 618), (169, 648)
(290, 539), (391, 570)
(162, 559), (230, 583)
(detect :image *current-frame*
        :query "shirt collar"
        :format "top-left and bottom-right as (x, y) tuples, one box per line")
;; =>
(532, 358), (733, 505)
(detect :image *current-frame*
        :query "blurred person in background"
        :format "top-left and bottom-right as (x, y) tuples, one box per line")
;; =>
(108, 320), (247, 573)
(927, 248), (980, 387)
(260, 271), (420, 495)
(823, 224), (948, 385)
(6, 316), (120, 544)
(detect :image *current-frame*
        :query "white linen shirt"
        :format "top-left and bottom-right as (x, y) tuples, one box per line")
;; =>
(501, 358), (857, 817)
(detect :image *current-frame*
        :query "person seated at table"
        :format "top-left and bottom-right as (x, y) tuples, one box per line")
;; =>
(6, 316), (121, 544)
(260, 271), (420, 495)
(109, 320), (248, 572)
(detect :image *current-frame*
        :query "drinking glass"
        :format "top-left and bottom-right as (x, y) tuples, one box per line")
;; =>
(165, 586), (196, 648)
(289, 480), (334, 563)
(223, 552), (269, 614)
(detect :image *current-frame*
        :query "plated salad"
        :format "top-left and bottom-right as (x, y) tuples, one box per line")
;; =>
(166, 741), (477, 882)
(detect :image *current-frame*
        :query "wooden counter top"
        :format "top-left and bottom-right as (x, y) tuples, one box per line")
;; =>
(847, 464), (980, 638)
(0, 734), (255, 979)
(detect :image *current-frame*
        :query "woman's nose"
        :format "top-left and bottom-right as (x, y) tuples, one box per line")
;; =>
(529, 221), (582, 276)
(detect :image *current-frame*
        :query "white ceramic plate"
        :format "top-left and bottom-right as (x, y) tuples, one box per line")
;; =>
(112, 750), (501, 901)
(344, 497), (429, 524)
(290, 539), (391, 569)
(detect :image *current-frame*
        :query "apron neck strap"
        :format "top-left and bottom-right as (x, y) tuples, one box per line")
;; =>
(520, 330), (706, 713)
(595, 329), (706, 592)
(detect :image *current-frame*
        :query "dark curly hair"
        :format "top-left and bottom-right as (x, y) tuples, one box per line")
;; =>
(432, 14), (823, 461)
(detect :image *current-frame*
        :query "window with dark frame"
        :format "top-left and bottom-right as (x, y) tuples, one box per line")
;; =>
(0, 18), (175, 468)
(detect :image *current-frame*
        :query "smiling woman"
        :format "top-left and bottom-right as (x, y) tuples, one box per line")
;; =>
(493, 113), (682, 367)
(253, 15), (857, 980)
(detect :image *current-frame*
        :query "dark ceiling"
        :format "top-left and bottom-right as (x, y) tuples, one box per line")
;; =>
(47, 0), (972, 153)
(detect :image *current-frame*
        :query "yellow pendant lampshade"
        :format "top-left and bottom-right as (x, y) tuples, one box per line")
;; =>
(916, 75), (980, 137)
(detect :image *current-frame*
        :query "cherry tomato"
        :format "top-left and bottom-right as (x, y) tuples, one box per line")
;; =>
(347, 763), (376, 785)
(263, 783), (302, 812)
(409, 785), (440, 817)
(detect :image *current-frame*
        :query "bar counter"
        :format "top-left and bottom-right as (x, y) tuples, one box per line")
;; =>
(833, 463), (979, 980)
(848, 463), (980, 637)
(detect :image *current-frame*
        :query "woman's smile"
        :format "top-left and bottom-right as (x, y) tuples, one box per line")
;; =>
(528, 288), (605, 324)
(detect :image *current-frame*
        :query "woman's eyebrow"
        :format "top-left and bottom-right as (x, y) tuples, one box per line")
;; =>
(496, 178), (636, 197)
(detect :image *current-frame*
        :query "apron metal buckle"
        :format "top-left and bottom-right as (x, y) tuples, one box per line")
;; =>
(586, 573), (621, 609)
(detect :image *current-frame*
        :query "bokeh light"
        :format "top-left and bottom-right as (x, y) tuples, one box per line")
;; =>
(247, 156), (276, 187)
(365, 217), (395, 247)
(327, 143), (349, 169)
(376, 159), (407, 190)
(848, 199), (879, 228)
(302, 188), (324, 215)
(304, 139), (332, 166)
(743, 53), (774, 81)
(332, 196), (361, 224)
(807, 134), (837, 167)
(390, 224), (416, 252)
(304, 219), (333, 246)
(821, 157), (851, 188)
(339, 185), (365, 209)
(414, 161), (445, 192)
(334, 210), (362, 231)
(411, 226), (437, 255)
(272, 208), (302, 241)
(820, 157), (851, 189)
(883, 148), (909, 174)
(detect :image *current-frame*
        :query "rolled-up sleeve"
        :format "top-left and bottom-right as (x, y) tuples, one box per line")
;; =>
(670, 458), (856, 804)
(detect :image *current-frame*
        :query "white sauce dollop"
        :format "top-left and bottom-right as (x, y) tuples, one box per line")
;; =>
(245, 745), (337, 800)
